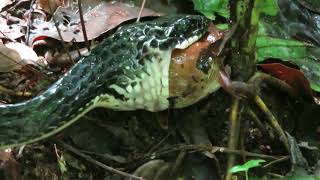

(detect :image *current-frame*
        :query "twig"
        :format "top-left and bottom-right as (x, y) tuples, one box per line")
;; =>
(0, 30), (16, 42)
(267, 172), (284, 178)
(248, 73), (292, 151)
(136, 0), (146, 22)
(263, 156), (289, 168)
(47, 0), (73, 64)
(225, 99), (240, 180)
(0, 85), (32, 97)
(246, 107), (268, 135)
(141, 144), (284, 161)
(80, 149), (127, 164)
(169, 151), (186, 177)
(216, 146), (284, 159)
(217, 22), (238, 56)
(77, 0), (90, 51)
(55, 140), (145, 180)
(248, 72), (296, 99)
(254, 95), (289, 151)
(26, 0), (36, 44)
(147, 132), (172, 154)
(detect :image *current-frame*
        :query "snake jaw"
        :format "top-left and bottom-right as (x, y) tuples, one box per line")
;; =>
(175, 35), (201, 49)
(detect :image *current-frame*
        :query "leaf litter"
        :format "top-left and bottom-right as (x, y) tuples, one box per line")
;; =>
(29, 0), (161, 44)
(0, 0), (319, 179)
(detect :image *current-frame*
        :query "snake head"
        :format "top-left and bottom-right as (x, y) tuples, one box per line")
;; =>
(169, 23), (225, 108)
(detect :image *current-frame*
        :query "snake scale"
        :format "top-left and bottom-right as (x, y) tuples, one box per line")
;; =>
(0, 15), (223, 149)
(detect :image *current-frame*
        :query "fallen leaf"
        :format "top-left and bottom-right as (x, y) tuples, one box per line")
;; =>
(63, 153), (86, 171)
(0, 0), (14, 11)
(5, 42), (39, 63)
(0, 42), (40, 72)
(0, 17), (25, 40)
(0, 45), (23, 72)
(54, 145), (68, 174)
(36, 0), (63, 14)
(258, 63), (314, 101)
(0, 149), (21, 180)
(29, 1), (161, 44)
(298, 141), (318, 150)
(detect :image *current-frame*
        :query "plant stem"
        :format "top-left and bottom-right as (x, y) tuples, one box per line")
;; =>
(245, 171), (249, 180)
(225, 99), (240, 180)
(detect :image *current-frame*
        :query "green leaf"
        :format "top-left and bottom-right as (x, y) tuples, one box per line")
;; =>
(216, 23), (229, 30)
(256, 36), (308, 61)
(229, 165), (248, 173)
(229, 159), (265, 173)
(258, 0), (278, 16)
(256, 36), (306, 47)
(256, 0), (320, 92)
(57, 154), (68, 174)
(192, 0), (229, 20)
(293, 57), (320, 92)
(256, 36), (320, 92)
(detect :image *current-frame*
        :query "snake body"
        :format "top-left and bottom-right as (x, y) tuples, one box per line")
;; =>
(0, 15), (222, 148)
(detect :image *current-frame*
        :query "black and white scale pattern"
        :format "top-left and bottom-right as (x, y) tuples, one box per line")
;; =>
(0, 15), (210, 148)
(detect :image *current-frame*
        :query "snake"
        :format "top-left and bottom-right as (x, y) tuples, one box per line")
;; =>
(0, 15), (225, 149)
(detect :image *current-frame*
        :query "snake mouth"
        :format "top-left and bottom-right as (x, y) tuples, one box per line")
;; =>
(168, 24), (224, 108)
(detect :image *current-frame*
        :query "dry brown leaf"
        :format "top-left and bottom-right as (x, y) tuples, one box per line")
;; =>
(29, 1), (161, 44)
(5, 42), (38, 63)
(0, 149), (21, 180)
(0, 17), (25, 40)
(36, 0), (63, 14)
(0, 43), (39, 72)
(0, 45), (22, 72)
(0, 0), (14, 11)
